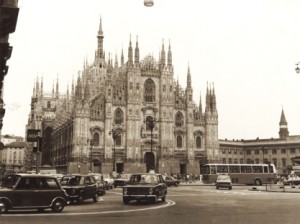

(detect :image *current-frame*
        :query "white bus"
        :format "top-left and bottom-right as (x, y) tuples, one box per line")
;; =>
(201, 163), (277, 185)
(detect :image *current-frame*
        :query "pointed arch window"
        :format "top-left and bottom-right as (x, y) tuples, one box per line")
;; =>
(114, 108), (123, 124)
(196, 136), (201, 149)
(175, 112), (184, 127)
(144, 79), (156, 102)
(177, 136), (183, 148)
(93, 133), (100, 146)
(116, 134), (121, 146)
(47, 101), (51, 108)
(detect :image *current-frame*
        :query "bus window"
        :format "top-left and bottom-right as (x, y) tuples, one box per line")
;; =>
(263, 165), (268, 173)
(217, 165), (228, 173)
(210, 166), (216, 174)
(253, 166), (263, 173)
(241, 166), (252, 173)
(229, 165), (240, 173)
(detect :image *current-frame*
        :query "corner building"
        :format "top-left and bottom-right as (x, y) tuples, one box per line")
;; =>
(26, 19), (220, 175)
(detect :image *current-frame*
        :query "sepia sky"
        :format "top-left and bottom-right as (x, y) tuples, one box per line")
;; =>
(3, 0), (300, 140)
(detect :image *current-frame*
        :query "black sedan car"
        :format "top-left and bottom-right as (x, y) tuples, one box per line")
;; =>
(122, 173), (167, 204)
(60, 174), (98, 204)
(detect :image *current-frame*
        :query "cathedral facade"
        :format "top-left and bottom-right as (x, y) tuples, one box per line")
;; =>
(26, 19), (220, 175)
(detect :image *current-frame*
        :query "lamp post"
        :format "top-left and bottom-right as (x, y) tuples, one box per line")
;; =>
(90, 140), (94, 172)
(109, 129), (120, 172)
(145, 117), (158, 171)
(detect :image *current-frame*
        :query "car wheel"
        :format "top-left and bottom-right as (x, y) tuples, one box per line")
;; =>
(161, 195), (166, 202)
(255, 179), (262, 186)
(229, 186), (232, 190)
(216, 186), (219, 189)
(77, 195), (84, 204)
(51, 199), (64, 213)
(175, 183), (179, 187)
(0, 200), (8, 214)
(123, 197), (130, 205)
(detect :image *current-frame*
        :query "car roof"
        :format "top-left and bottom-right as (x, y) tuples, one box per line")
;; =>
(5, 173), (56, 178)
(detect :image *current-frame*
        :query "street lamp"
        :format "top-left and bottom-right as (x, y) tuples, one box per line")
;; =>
(90, 139), (94, 172)
(296, 62), (300, 74)
(144, 0), (154, 7)
(145, 117), (159, 171)
(109, 129), (120, 172)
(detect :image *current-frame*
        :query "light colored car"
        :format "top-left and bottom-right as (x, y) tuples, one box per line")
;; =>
(215, 174), (232, 190)
(103, 174), (114, 189)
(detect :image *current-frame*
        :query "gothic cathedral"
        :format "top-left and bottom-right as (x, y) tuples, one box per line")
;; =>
(26, 18), (220, 175)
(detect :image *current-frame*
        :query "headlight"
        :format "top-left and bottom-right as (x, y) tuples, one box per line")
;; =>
(123, 188), (128, 195)
(148, 188), (154, 195)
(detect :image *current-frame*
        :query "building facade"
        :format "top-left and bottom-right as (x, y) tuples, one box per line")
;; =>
(26, 18), (220, 175)
(219, 110), (300, 175)
(0, 0), (19, 136)
(0, 141), (32, 174)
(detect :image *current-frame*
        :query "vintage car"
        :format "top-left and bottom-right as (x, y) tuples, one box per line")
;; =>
(60, 174), (98, 204)
(114, 173), (132, 187)
(103, 174), (115, 189)
(163, 176), (180, 187)
(87, 173), (106, 196)
(215, 174), (232, 190)
(0, 173), (68, 213)
(122, 173), (167, 204)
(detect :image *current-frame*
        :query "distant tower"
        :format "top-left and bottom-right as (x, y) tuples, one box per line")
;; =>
(279, 109), (289, 139)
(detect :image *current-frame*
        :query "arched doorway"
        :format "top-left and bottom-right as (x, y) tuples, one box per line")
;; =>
(144, 152), (155, 172)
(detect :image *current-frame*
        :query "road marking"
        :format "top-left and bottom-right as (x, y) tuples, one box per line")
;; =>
(2, 200), (176, 217)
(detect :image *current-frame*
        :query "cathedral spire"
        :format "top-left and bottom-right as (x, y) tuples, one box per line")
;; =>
(114, 52), (118, 68)
(134, 36), (140, 65)
(56, 75), (59, 98)
(199, 93), (203, 114)
(211, 83), (217, 113)
(187, 63), (191, 88)
(167, 39), (172, 67)
(97, 16), (104, 59)
(121, 47), (124, 65)
(128, 35), (133, 67)
(205, 82), (211, 113)
(160, 39), (166, 67)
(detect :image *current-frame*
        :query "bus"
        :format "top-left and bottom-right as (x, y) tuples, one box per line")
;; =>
(201, 163), (277, 185)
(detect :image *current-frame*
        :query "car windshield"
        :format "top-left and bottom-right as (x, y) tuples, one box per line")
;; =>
(1, 175), (20, 188)
(130, 174), (158, 184)
(217, 175), (230, 181)
(60, 176), (81, 186)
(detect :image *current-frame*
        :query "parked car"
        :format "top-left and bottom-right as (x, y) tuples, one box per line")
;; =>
(60, 174), (98, 204)
(122, 173), (167, 204)
(163, 176), (180, 187)
(0, 173), (68, 213)
(114, 173), (132, 187)
(215, 174), (232, 190)
(103, 174), (115, 189)
(87, 173), (106, 195)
